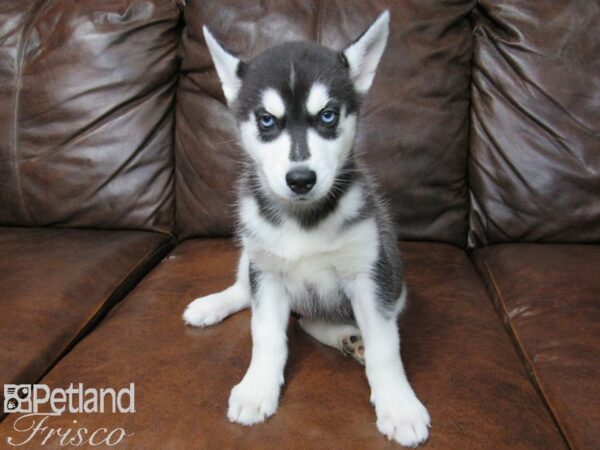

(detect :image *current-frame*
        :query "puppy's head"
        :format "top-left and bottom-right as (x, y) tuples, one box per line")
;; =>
(204, 11), (389, 204)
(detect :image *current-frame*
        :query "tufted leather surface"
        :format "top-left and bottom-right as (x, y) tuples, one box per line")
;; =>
(474, 244), (600, 450)
(468, 1), (600, 248)
(0, 0), (181, 233)
(0, 239), (565, 448)
(0, 227), (173, 389)
(175, 0), (475, 247)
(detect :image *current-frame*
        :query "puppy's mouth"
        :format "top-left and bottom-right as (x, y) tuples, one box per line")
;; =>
(288, 192), (313, 202)
(280, 193), (317, 206)
(278, 187), (327, 206)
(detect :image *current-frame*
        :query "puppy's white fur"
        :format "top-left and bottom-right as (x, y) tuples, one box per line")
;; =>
(262, 88), (286, 118)
(306, 83), (329, 115)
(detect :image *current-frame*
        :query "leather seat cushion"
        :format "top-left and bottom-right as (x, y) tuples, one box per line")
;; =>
(0, 239), (564, 448)
(0, 227), (173, 389)
(474, 244), (600, 449)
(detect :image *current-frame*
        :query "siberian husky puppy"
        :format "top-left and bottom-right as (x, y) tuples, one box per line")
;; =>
(184, 11), (430, 446)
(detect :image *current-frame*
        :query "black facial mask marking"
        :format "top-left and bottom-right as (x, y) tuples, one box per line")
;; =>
(235, 42), (359, 161)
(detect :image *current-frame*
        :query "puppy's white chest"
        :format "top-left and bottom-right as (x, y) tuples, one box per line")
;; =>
(245, 217), (378, 281)
(248, 237), (371, 319)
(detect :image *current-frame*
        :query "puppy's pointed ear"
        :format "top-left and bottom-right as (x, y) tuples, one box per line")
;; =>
(203, 26), (244, 105)
(342, 10), (390, 94)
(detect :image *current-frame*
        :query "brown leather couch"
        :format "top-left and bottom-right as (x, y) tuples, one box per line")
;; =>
(0, 1), (598, 448)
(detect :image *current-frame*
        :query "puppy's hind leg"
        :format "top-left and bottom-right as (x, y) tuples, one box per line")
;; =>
(298, 318), (365, 365)
(183, 249), (251, 327)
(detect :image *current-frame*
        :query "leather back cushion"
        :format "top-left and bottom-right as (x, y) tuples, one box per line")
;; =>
(0, 0), (181, 234)
(469, 1), (600, 248)
(176, 0), (475, 247)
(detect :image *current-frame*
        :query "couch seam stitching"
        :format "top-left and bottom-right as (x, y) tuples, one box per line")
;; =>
(10, 1), (49, 224)
(23, 237), (174, 390)
(480, 257), (573, 449)
(466, 0), (478, 250)
(75, 237), (175, 337)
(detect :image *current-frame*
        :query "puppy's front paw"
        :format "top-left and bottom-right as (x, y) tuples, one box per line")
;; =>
(227, 378), (280, 426)
(375, 393), (430, 447)
(183, 295), (227, 327)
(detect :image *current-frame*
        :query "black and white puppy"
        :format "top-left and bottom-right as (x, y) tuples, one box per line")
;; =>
(183, 11), (430, 446)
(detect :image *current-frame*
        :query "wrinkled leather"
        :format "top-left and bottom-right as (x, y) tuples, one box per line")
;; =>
(175, 0), (475, 247)
(474, 244), (600, 450)
(0, 240), (565, 448)
(469, 1), (600, 248)
(0, 0), (181, 233)
(0, 227), (173, 389)
(0, 1), (597, 447)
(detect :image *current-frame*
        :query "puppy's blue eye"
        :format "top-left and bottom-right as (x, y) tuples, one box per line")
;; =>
(319, 110), (338, 125)
(258, 114), (276, 130)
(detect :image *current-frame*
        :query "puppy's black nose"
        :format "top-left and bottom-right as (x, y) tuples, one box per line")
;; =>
(286, 169), (317, 195)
